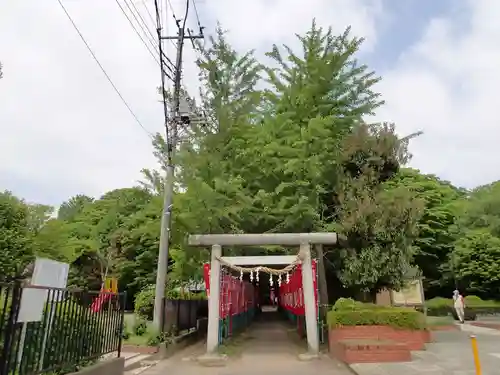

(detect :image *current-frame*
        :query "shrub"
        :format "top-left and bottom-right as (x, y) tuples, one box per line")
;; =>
(134, 284), (156, 320)
(327, 300), (426, 330)
(464, 295), (500, 307)
(332, 298), (363, 311)
(332, 298), (385, 311)
(133, 316), (148, 336)
(134, 284), (207, 320)
(145, 330), (171, 346)
(464, 295), (484, 306)
(425, 297), (453, 316)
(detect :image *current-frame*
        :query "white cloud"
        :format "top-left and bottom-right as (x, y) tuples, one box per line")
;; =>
(0, 0), (161, 205)
(377, 0), (500, 188)
(0, 0), (384, 205)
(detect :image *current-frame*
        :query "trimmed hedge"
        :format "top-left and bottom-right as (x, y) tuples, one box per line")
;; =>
(134, 284), (207, 320)
(327, 298), (426, 330)
(425, 296), (500, 316)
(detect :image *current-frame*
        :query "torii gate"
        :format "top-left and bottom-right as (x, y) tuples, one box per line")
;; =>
(188, 232), (338, 357)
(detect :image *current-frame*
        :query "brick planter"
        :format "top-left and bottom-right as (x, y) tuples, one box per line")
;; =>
(329, 325), (430, 351)
(331, 339), (411, 364)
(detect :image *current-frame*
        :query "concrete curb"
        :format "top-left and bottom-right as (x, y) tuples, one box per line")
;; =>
(123, 329), (205, 371)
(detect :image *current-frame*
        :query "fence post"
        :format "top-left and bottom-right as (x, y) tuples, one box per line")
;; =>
(117, 292), (126, 358)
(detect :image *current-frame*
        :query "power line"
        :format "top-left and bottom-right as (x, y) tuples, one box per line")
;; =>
(166, 0), (179, 23)
(114, 0), (175, 79)
(56, 0), (153, 137)
(122, 0), (176, 74)
(114, 0), (170, 77)
(154, 0), (170, 144)
(191, 0), (201, 29)
(124, 0), (157, 52)
(140, 0), (156, 31)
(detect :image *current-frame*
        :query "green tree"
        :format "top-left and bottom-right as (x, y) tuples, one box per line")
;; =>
(453, 230), (500, 298)
(27, 203), (53, 234)
(67, 188), (152, 288)
(457, 181), (500, 236)
(252, 23), (420, 295)
(448, 181), (500, 299)
(58, 194), (94, 221)
(176, 24), (264, 237)
(386, 168), (464, 297)
(326, 124), (424, 295)
(32, 219), (76, 262)
(0, 191), (33, 280)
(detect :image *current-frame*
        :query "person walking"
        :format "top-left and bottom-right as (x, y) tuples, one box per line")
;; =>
(453, 289), (466, 323)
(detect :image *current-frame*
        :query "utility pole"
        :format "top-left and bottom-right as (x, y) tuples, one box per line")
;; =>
(152, 0), (204, 331)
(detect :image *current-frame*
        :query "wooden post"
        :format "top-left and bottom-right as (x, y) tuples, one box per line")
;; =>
(315, 244), (329, 319)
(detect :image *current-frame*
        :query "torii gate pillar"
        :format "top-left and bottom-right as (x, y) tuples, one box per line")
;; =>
(299, 242), (319, 354)
(206, 244), (221, 354)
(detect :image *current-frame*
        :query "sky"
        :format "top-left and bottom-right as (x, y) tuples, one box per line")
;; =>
(0, 0), (498, 207)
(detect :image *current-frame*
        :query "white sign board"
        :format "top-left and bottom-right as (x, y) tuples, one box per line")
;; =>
(17, 258), (69, 323)
(391, 279), (424, 306)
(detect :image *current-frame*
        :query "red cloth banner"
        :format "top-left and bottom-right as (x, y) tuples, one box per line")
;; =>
(203, 263), (210, 298)
(203, 263), (256, 319)
(278, 260), (318, 316)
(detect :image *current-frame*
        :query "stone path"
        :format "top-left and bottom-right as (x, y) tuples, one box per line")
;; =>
(139, 311), (352, 375)
(350, 323), (500, 375)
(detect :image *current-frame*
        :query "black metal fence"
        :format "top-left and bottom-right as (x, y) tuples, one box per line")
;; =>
(0, 283), (125, 375)
(163, 298), (208, 335)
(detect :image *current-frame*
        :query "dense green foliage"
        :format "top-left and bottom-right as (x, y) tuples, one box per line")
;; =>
(327, 298), (426, 330)
(2, 21), (500, 306)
